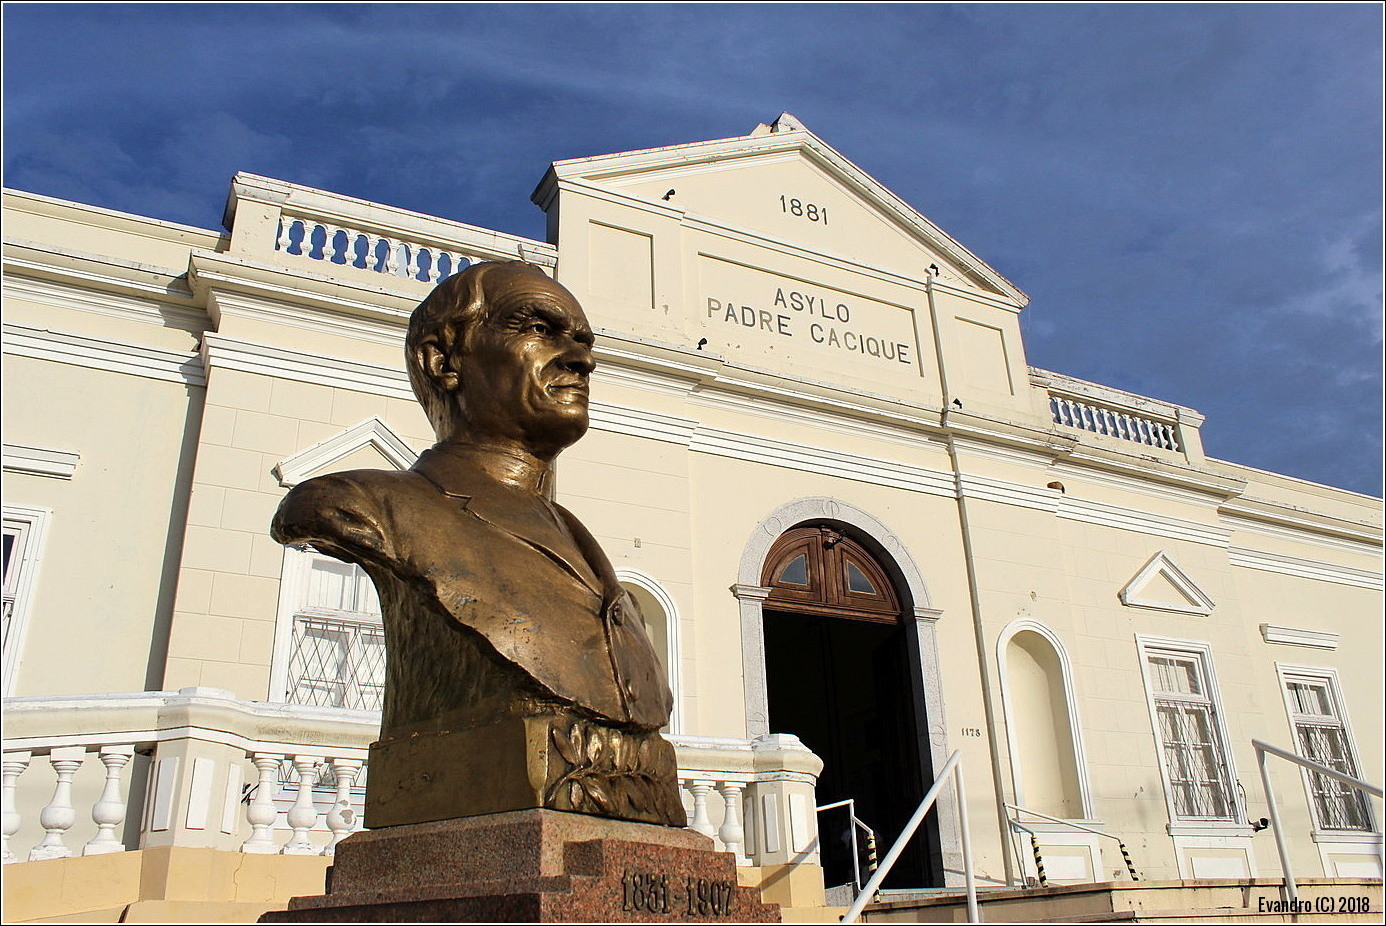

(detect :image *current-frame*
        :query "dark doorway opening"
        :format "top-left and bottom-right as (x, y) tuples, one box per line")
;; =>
(761, 525), (938, 890)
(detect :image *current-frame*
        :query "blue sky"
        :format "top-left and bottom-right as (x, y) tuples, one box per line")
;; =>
(4, 4), (1382, 495)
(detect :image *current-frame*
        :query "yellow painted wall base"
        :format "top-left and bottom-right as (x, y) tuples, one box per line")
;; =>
(2, 847), (330, 924)
(737, 861), (830, 909)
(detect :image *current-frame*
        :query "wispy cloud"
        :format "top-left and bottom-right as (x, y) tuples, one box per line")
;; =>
(3, 3), (1380, 492)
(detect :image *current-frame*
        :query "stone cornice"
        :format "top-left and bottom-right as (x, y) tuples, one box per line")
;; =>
(2, 443), (80, 480)
(1260, 624), (1341, 649)
(188, 249), (422, 326)
(1230, 548), (1382, 591)
(3, 322), (205, 388)
(1, 266), (207, 334)
(1219, 499), (1381, 547)
(2, 240), (205, 324)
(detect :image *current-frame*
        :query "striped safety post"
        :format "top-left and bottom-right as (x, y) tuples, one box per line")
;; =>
(1029, 832), (1048, 887)
(1117, 839), (1140, 881)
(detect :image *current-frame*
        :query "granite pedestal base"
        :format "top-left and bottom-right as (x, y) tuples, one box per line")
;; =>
(259, 809), (780, 923)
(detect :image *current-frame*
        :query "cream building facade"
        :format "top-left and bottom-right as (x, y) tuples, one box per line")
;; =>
(3, 114), (1382, 920)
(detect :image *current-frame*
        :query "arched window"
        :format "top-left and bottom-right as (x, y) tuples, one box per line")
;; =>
(762, 525), (900, 623)
(997, 622), (1092, 820)
(616, 568), (682, 734)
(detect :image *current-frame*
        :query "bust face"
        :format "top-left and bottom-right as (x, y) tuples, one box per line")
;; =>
(455, 267), (596, 458)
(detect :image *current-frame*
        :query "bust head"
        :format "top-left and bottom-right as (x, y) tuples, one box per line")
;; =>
(406, 261), (596, 460)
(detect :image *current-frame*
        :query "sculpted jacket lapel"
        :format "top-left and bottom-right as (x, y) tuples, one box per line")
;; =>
(411, 449), (604, 598)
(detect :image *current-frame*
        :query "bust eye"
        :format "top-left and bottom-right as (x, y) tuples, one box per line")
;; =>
(524, 320), (554, 337)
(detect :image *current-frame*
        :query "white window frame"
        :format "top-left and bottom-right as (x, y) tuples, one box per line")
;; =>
(270, 544), (384, 713)
(1275, 664), (1377, 835)
(1136, 636), (1245, 832)
(3, 505), (51, 696)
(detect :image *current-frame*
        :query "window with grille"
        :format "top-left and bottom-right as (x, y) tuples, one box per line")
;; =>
(284, 551), (385, 712)
(2, 507), (48, 695)
(2, 520), (29, 651)
(1281, 670), (1372, 832)
(1142, 644), (1238, 822)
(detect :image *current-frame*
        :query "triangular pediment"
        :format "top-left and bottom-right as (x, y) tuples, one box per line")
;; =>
(273, 417), (418, 487)
(1119, 552), (1215, 615)
(534, 113), (1026, 304)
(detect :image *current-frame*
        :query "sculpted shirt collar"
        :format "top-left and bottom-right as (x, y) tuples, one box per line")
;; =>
(412, 443), (605, 597)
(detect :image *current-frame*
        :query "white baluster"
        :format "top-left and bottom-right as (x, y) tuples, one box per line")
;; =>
(404, 244), (421, 281)
(340, 228), (361, 267)
(29, 746), (86, 861)
(384, 238), (401, 275)
(241, 752), (283, 854)
(275, 217), (292, 252)
(281, 755), (321, 854)
(686, 779), (716, 838)
(293, 220), (311, 257)
(323, 758), (362, 856)
(2, 751), (32, 864)
(83, 745), (135, 855)
(717, 781), (749, 865)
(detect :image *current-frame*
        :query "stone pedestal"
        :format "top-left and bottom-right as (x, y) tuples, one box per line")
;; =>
(260, 809), (780, 923)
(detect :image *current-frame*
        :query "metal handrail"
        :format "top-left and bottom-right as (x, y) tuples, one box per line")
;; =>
(1253, 738), (1384, 905)
(817, 798), (878, 893)
(841, 750), (977, 924)
(1004, 803), (1141, 882)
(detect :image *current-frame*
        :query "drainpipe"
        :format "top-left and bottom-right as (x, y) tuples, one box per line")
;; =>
(925, 272), (1017, 887)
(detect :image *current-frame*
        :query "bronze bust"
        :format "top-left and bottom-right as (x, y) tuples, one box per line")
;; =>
(272, 261), (685, 827)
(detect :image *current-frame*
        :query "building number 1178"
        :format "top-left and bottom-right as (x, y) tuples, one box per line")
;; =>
(780, 195), (828, 224)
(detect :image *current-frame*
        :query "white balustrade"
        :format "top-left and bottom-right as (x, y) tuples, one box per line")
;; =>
(82, 745), (135, 855)
(281, 755), (321, 854)
(274, 215), (483, 284)
(3, 693), (818, 869)
(2, 751), (31, 864)
(241, 752), (283, 854)
(323, 757), (362, 856)
(29, 746), (86, 861)
(674, 776), (758, 866)
(1050, 394), (1180, 451)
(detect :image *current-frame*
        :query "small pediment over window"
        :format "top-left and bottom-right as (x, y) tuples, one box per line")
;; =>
(274, 418), (418, 487)
(1119, 552), (1215, 616)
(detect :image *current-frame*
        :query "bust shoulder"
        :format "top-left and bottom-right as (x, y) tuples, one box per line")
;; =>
(271, 469), (432, 564)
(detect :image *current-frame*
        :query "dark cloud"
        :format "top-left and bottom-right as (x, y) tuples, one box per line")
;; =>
(3, 3), (1380, 493)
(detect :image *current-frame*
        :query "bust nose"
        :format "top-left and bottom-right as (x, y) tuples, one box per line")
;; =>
(559, 339), (595, 376)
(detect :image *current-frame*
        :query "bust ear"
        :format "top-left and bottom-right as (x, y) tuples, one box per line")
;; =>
(416, 336), (460, 393)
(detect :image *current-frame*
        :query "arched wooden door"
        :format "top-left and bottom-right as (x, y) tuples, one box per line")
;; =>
(761, 525), (935, 889)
